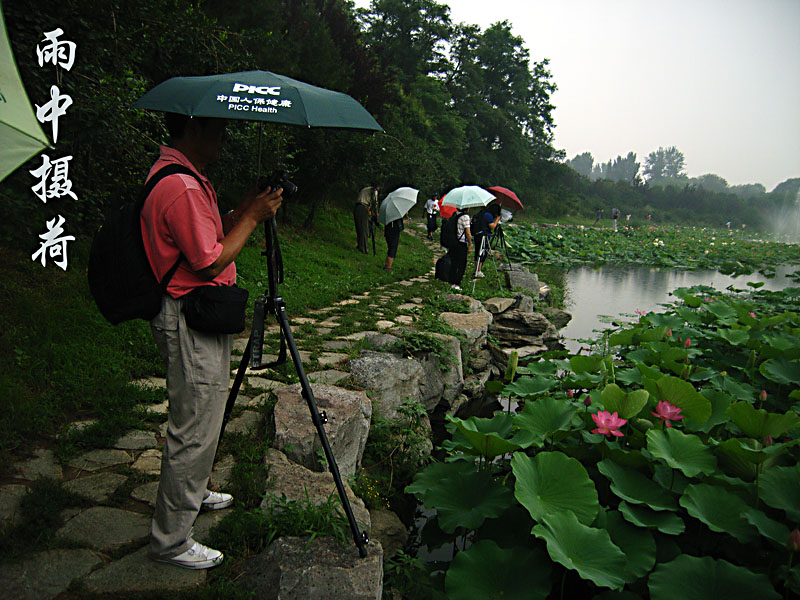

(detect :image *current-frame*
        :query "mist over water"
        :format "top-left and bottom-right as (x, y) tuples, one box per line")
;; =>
(766, 188), (800, 243)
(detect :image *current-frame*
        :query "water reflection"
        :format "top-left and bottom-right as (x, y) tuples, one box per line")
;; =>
(561, 265), (797, 353)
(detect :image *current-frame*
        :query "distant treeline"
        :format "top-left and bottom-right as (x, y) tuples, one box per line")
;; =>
(2, 0), (796, 250)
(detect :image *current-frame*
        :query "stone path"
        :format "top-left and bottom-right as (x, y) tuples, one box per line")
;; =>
(0, 220), (446, 599)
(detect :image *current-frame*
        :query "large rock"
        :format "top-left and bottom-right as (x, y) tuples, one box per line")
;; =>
(439, 311), (493, 353)
(416, 333), (464, 411)
(489, 309), (559, 347)
(540, 306), (573, 330)
(349, 350), (424, 419)
(443, 293), (484, 313)
(483, 297), (515, 314)
(505, 268), (540, 295)
(368, 508), (408, 558)
(234, 536), (383, 600)
(273, 383), (371, 478)
(262, 449), (370, 532)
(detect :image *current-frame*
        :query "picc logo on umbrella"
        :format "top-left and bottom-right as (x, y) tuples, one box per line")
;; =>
(232, 83), (281, 96)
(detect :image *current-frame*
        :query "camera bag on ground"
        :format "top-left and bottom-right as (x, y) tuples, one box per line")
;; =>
(88, 164), (204, 325)
(435, 252), (451, 282)
(439, 212), (461, 250)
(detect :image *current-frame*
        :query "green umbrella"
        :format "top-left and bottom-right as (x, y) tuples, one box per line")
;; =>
(133, 70), (383, 131)
(441, 185), (494, 210)
(378, 187), (418, 225)
(0, 8), (50, 183)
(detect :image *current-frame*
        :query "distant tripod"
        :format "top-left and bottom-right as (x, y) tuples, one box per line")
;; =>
(221, 218), (369, 558)
(471, 232), (501, 294)
(490, 224), (512, 265)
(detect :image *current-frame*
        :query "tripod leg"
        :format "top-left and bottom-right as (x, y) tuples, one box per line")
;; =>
(219, 336), (252, 442)
(273, 297), (370, 558)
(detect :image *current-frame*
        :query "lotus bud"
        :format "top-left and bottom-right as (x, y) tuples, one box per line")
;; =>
(583, 395), (592, 407)
(684, 338), (691, 348)
(759, 390), (767, 403)
(764, 435), (773, 446)
(666, 329), (672, 338)
(567, 389), (574, 399)
(788, 529), (800, 552)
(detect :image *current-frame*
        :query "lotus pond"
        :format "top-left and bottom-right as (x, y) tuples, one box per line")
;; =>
(391, 231), (800, 598)
(504, 223), (800, 278)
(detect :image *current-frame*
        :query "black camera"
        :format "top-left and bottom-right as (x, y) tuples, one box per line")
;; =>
(259, 170), (298, 196)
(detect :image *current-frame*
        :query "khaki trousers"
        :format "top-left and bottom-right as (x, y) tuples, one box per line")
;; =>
(148, 294), (232, 558)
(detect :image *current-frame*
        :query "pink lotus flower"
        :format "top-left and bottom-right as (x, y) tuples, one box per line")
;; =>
(749, 312), (756, 318)
(635, 309), (647, 316)
(651, 400), (685, 428)
(591, 410), (626, 437)
(684, 338), (691, 348)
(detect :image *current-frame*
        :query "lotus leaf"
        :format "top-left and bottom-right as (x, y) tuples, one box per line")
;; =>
(646, 429), (717, 477)
(597, 459), (677, 511)
(648, 554), (780, 600)
(679, 483), (757, 542)
(601, 384), (649, 419)
(758, 464), (800, 521)
(742, 507), (791, 546)
(447, 414), (522, 458)
(690, 389), (732, 432)
(604, 510), (657, 582)
(512, 451), (599, 525)
(504, 374), (557, 398)
(618, 501), (685, 535)
(717, 328), (750, 346)
(511, 396), (579, 448)
(532, 511), (626, 590)
(405, 461), (513, 533)
(759, 357), (800, 386)
(570, 354), (606, 374)
(445, 540), (551, 600)
(726, 401), (800, 439)
(643, 375), (711, 427)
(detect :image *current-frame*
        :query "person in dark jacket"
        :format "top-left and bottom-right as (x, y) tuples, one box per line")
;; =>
(384, 216), (404, 271)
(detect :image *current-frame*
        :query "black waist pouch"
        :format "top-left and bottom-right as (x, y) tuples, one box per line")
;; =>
(183, 285), (249, 334)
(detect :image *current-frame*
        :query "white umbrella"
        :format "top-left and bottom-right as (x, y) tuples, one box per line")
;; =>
(378, 187), (418, 225)
(441, 185), (494, 210)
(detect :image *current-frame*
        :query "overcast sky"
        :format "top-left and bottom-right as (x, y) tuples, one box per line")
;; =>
(354, 0), (800, 191)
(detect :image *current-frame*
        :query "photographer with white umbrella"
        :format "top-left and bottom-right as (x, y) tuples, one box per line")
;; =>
(378, 186), (417, 272)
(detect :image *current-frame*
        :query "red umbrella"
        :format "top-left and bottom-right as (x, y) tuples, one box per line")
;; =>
(437, 196), (457, 218)
(488, 186), (523, 211)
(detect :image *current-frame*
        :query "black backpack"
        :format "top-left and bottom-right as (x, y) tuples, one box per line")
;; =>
(88, 164), (204, 325)
(471, 209), (488, 237)
(439, 211), (462, 249)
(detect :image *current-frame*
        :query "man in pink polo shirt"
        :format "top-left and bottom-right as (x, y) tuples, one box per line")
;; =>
(141, 113), (282, 570)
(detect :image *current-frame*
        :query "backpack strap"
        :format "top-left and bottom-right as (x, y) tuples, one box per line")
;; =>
(139, 164), (208, 287)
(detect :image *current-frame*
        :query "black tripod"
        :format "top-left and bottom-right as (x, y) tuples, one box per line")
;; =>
(220, 217), (369, 558)
(490, 224), (512, 266)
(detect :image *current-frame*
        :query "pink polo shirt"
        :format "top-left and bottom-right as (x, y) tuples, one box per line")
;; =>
(140, 146), (236, 298)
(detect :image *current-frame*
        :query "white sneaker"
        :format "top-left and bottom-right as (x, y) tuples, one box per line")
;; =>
(476, 271), (485, 279)
(202, 490), (234, 510)
(153, 541), (223, 570)
(451, 285), (462, 291)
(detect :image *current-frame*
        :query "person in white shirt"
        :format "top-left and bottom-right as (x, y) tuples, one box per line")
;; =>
(425, 197), (438, 240)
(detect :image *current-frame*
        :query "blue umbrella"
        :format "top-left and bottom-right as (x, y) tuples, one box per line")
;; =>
(441, 185), (494, 210)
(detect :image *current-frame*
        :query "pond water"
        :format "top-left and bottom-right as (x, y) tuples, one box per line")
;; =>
(560, 264), (798, 353)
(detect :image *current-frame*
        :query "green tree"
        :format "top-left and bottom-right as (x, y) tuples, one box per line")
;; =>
(566, 152), (594, 178)
(644, 146), (686, 181)
(694, 173), (729, 194)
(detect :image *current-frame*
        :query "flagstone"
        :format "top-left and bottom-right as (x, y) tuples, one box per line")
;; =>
(0, 548), (101, 600)
(317, 352), (349, 367)
(131, 449), (162, 475)
(15, 448), (63, 481)
(56, 506), (150, 552)
(64, 473), (128, 503)
(307, 370), (350, 385)
(114, 429), (158, 450)
(69, 449), (132, 473)
(0, 483), (28, 525)
(82, 546), (204, 595)
(131, 481), (159, 508)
